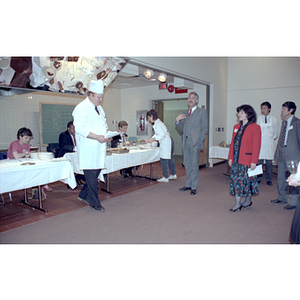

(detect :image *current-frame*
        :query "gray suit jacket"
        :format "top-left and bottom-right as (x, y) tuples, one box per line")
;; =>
(274, 115), (300, 161)
(176, 107), (208, 150)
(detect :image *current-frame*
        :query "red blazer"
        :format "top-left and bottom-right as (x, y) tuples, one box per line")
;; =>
(228, 122), (261, 166)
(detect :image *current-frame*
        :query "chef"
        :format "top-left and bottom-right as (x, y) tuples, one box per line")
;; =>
(72, 79), (109, 212)
(257, 101), (279, 186)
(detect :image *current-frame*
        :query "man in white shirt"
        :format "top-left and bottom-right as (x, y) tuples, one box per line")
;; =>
(72, 80), (109, 212)
(271, 101), (300, 210)
(257, 101), (279, 186)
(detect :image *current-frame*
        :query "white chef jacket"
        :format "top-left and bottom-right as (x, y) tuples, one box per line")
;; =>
(257, 114), (279, 160)
(72, 97), (108, 170)
(152, 118), (171, 159)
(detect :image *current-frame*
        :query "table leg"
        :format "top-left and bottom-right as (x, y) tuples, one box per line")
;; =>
(100, 174), (112, 194)
(21, 187), (48, 213)
(133, 163), (156, 181)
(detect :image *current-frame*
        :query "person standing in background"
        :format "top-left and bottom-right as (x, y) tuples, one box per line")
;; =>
(257, 101), (279, 186)
(146, 109), (177, 183)
(175, 92), (208, 195)
(271, 101), (300, 210)
(228, 104), (261, 212)
(72, 80), (109, 212)
(287, 163), (300, 243)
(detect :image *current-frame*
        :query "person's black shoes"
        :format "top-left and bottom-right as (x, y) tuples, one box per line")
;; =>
(190, 189), (197, 195)
(78, 196), (89, 205)
(266, 181), (273, 186)
(91, 205), (105, 212)
(284, 204), (296, 210)
(242, 202), (252, 208)
(271, 199), (286, 204)
(230, 205), (242, 212)
(179, 186), (191, 191)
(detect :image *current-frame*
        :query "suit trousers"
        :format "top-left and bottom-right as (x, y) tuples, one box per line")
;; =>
(258, 159), (273, 182)
(183, 137), (201, 190)
(276, 148), (299, 206)
(79, 169), (101, 207)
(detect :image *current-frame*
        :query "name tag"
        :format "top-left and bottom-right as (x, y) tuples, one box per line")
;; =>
(234, 128), (238, 133)
(289, 125), (293, 130)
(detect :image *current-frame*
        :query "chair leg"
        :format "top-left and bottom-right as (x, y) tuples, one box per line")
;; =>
(1, 193), (13, 205)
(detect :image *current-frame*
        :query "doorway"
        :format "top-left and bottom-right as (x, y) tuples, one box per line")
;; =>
(153, 85), (209, 167)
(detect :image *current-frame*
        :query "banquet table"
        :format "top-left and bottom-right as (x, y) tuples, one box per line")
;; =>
(209, 146), (230, 166)
(0, 158), (76, 213)
(209, 146), (231, 175)
(64, 147), (160, 193)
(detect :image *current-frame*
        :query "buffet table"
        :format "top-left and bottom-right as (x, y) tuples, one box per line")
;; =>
(0, 158), (76, 213)
(209, 146), (230, 167)
(64, 147), (160, 193)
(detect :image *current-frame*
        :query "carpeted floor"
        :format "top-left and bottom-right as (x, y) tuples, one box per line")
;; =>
(0, 163), (296, 244)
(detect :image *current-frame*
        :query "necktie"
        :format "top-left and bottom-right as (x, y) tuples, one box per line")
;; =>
(122, 134), (126, 144)
(279, 120), (288, 147)
(265, 116), (267, 124)
(188, 109), (192, 117)
(95, 106), (99, 115)
(73, 135), (76, 146)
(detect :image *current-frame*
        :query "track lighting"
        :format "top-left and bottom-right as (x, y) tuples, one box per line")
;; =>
(158, 73), (167, 82)
(144, 69), (154, 79)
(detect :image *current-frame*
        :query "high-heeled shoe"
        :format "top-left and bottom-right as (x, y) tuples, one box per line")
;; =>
(242, 202), (252, 208)
(229, 205), (242, 212)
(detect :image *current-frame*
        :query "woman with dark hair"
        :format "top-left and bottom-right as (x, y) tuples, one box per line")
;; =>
(145, 109), (177, 183)
(228, 104), (261, 212)
(7, 127), (53, 192)
(7, 127), (33, 159)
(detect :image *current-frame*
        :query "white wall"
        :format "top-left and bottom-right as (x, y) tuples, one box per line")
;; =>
(127, 57), (228, 146)
(119, 82), (207, 140)
(0, 88), (120, 150)
(227, 57), (300, 143)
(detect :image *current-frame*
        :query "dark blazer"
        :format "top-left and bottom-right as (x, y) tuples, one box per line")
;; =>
(57, 130), (75, 158)
(228, 123), (261, 166)
(176, 107), (208, 150)
(274, 116), (300, 161)
(111, 133), (128, 148)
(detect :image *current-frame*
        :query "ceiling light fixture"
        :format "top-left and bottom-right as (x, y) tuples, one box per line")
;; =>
(158, 73), (167, 82)
(144, 69), (154, 79)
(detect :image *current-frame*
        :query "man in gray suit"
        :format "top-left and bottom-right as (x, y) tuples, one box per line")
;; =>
(175, 92), (208, 195)
(271, 101), (300, 210)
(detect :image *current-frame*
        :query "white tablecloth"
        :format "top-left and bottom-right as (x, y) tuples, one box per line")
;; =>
(209, 146), (230, 160)
(65, 147), (160, 179)
(0, 158), (76, 194)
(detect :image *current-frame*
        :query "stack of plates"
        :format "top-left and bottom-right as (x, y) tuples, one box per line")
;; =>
(30, 152), (39, 159)
(37, 152), (54, 160)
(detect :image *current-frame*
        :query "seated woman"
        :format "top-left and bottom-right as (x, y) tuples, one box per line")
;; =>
(7, 127), (52, 192)
(7, 127), (32, 160)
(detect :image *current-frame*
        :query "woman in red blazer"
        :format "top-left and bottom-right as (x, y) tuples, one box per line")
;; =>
(228, 104), (261, 212)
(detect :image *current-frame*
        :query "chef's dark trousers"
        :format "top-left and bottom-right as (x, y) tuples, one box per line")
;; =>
(79, 169), (101, 207)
